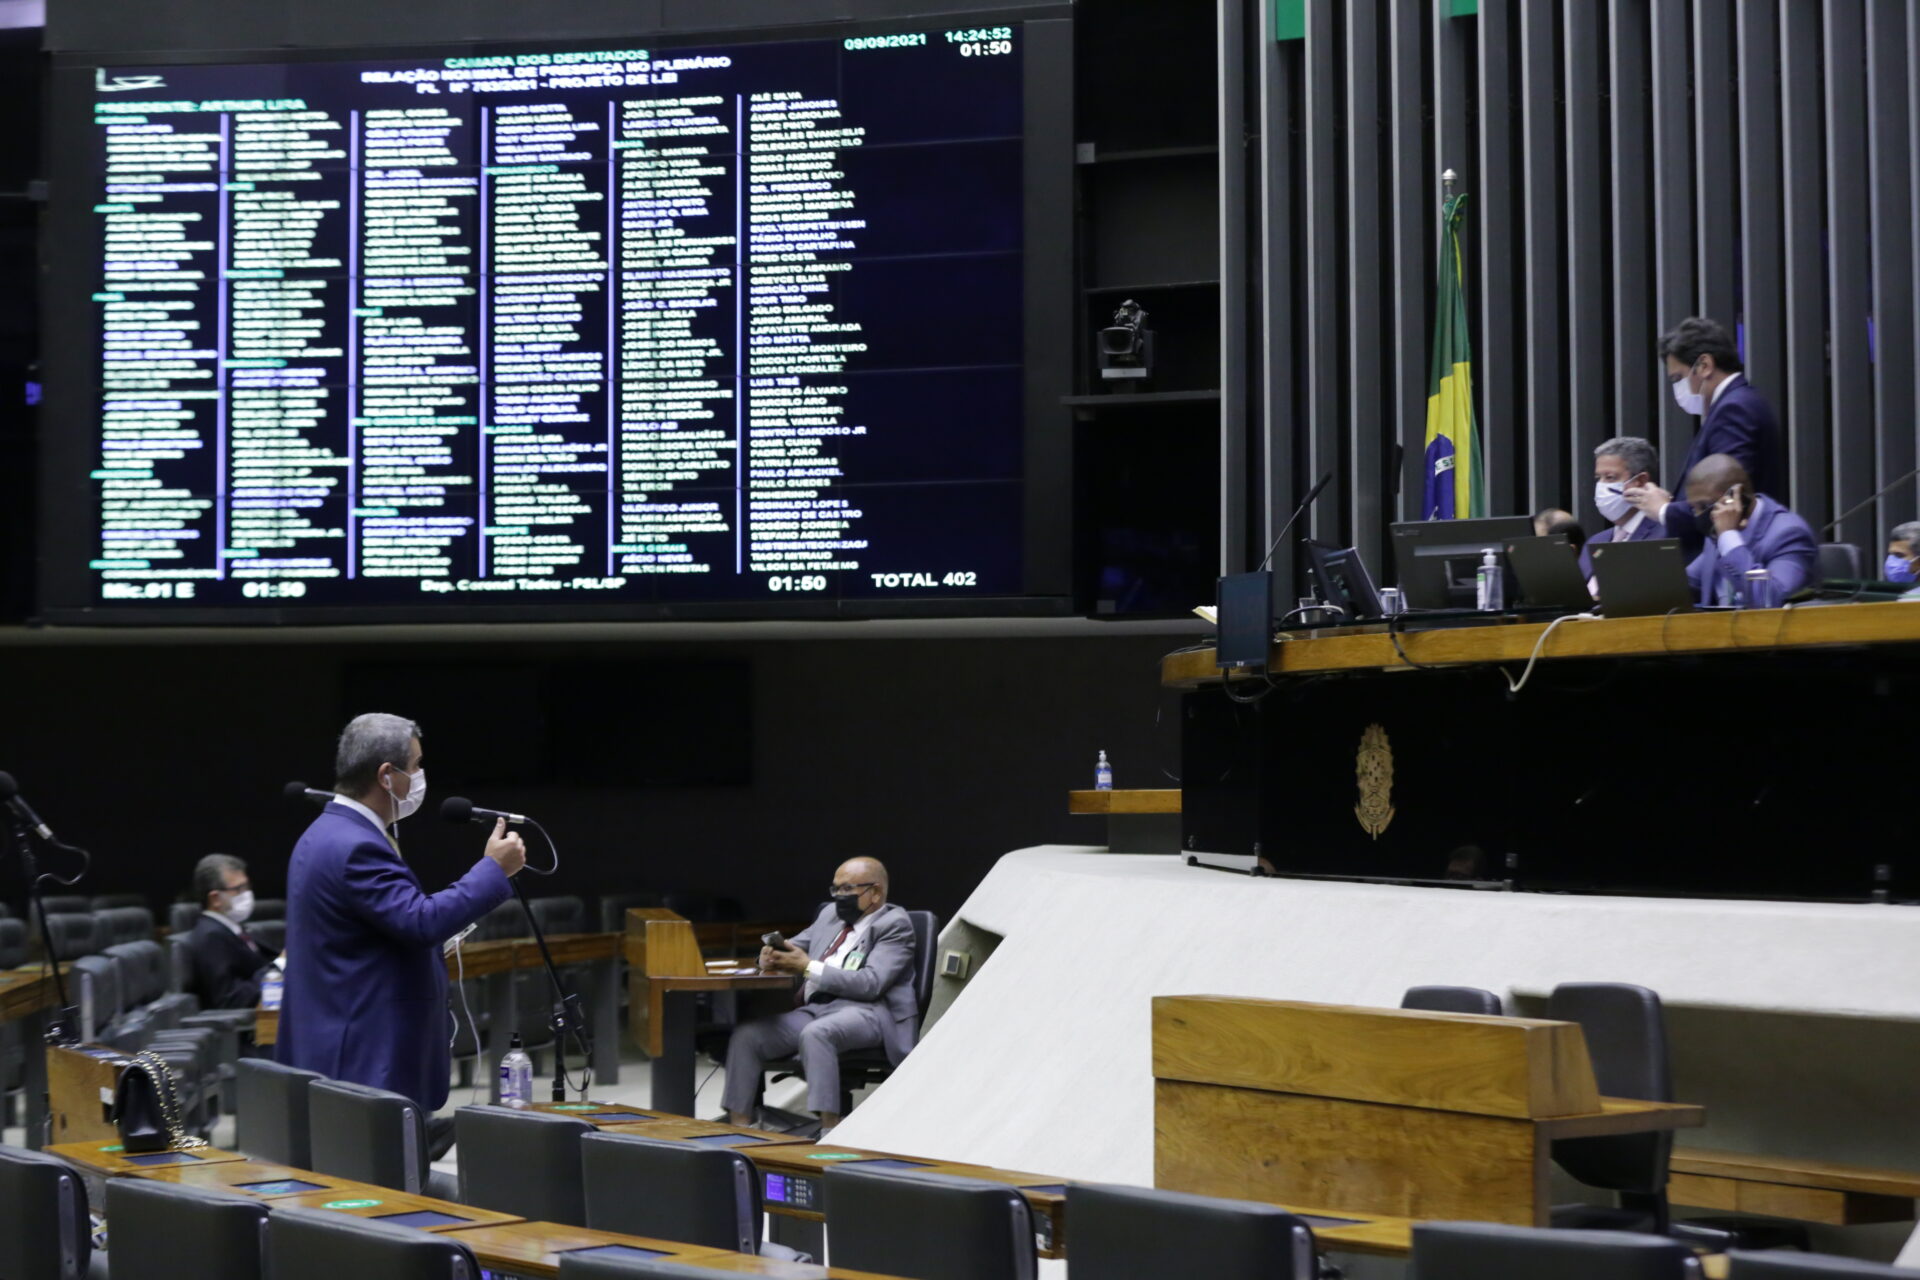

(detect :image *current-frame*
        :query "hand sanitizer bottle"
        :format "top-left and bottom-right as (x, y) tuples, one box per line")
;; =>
(1095, 750), (1113, 791)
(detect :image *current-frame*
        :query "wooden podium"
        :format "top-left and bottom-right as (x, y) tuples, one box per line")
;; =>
(1153, 995), (1705, 1225)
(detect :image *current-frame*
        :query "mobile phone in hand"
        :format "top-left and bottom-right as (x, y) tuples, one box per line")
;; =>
(761, 931), (786, 950)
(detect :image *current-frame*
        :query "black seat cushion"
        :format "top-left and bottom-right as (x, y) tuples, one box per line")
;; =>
(1413, 1221), (1697, 1280)
(1067, 1182), (1317, 1280)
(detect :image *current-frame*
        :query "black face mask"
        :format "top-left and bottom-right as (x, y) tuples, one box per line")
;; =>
(832, 893), (865, 926)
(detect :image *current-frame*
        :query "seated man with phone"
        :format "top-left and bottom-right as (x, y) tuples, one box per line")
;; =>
(1682, 453), (1817, 608)
(722, 857), (919, 1135)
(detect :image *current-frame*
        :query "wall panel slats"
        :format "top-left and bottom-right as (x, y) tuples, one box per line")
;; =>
(1345, 0), (1387, 572)
(1475, 0), (1518, 514)
(1259, 0), (1301, 602)
(1866, 0), (1915, 533)
(1565, 1), (1607, 499)
(1736, 1), (1785, 448)
(1650, 0), (1697, 480)
(1520, 0), (1564, 511)
(1780, 0), (1828, 517)
(1822, 0), (1872, 541)
(1388, 0), (1430, 522)
(1692, 0), (1739, 328)
(1303, 0), (1342, 542)
(1609, 0), (1655, 474)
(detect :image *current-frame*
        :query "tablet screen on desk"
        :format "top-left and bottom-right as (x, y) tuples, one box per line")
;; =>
(581, 1112), (651, 1124)
(1292, 1213), (1366, 1229)
(689, 1133), (769, 1147)
(1017, 1183), (1068, 1195)
(561, 1245), (671, 1261)
(372, 1211), (471, 1229)
(235, 1178), (327, 1194)
(123, 1152), (204, 1166)
(847, 1159), (934, 1171)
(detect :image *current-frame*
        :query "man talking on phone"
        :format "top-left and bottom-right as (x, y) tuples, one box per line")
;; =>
(722, 857), (918, 1135)
(278, 713), (526, 1125)
(1682, 454), (1816, 608)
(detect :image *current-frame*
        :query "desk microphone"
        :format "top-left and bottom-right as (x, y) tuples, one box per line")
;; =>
(1256, 471), (1334, 570)
(439, 796), (528, 827)
(0, 771), (56, 841)
(283, 781), (335, 806)
(1824, 464), (1920, 534)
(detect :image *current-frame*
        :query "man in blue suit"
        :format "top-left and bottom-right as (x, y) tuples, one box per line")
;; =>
(1626, 317), (1784, 554)
(1579, 435), (1667, 583)
(1682, 454), (1817, 608)
(278, 712), (525, 1112)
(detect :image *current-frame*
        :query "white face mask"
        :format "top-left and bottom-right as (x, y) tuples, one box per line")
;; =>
(1671, 365), (1707, 416)
(384, 766), (426, 823)
(1594, 478), (1636, 523)
(222, 889), (255, 924)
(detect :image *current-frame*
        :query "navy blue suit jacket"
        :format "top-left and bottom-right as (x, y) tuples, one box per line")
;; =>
(1686, 495), (1818, 607)
(1662, 378), (1786, 552)
(277, 802), (510, 1108)
(1578, 515), (1667, 580)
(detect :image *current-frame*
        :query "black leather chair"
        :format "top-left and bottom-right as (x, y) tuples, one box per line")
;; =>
(308, 1078), (455, 1199)
(42, 912), (100, 960)
(475, 900), (556, 1057)
(1412, 1221), (1700, 1280)
(104, 1175), (271, 1280)
(235, 1058), (324, 1167)
(1067, 1182), (1319, 1279)
(0, 919), (24, 1118)
(559, 1258), (747, 1279)
(1816, 543), (1864, 580)
(0, 1143), (107, 1279)
(1728, 1252), (1917, 1279)
(167, 902), (200, 936)
(97, 905), (156, 946)
(90, 893), (150, 913)
(599, 891), (662, 933)
(248, 919), (287, 954)
(529, 894), (588, 935)
(581, 1131), (807, 1260)
(824, 1164), (1036, 1280)
(454, 1104), (593, 1226)
(266, 1205), (483, 1280)
(1547, 983), (1678, 1233)
(766, 908), (940, 1115)
(250, 897), (287, 921)
(1402, 985), (1504, 1015)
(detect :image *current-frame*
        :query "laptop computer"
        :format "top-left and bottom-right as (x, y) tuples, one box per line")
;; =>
(1590, 538), (1695, 618)
(1504, 535), (1594, 612)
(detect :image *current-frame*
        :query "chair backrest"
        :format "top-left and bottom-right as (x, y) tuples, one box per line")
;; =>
(1412, 1222), (1698, 1280)
(1401, 985), (1504, 1016)
(99, 906), (156, 947)
(0, 917), (24, 968)
(235, 1058), (324, 1167)
(308, 1079), (428, 1193)
(166, 935), (195, 995)
(1728, 1252), (1916, 1280)
(558, 1258), (743, 1280)
(1066, 1182), (1318, 1280)
(581, 1131), (760, 1253)
(42, 912), (98, 959)
(250, 919), (287, 954)
(477, 898), (529, 940)
(168, 902), (201, 935)
(824, 1165), (1036, 1280)
(454, 1104), (593, 1226)
(528, 895), (587, 935)
(70, 953), (125, 1040)
(266, 1205), (481, 1280)
(597, 891), (662, 933)
(1816, 542), (1863, 580)
(0, 1143), (95, 1279)
(106, 939), (172, 1008)
(35, 894), (91, 917)
(904, 909), (940, 1013)
(90, 893), (149, 913)
(105, 1175), (271, 1280)
(1546, 983), (1674, 1196)
(250, 897), (287, 921)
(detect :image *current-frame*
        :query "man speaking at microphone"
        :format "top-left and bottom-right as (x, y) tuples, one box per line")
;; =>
(278, 712), (526, 1121)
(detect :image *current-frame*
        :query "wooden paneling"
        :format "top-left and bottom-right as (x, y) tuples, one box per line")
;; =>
(1153, 1078), (1548, 1226)
(47, 1045), (124, 1146)
(1161, 601), (1920, 688)
(1669, 1171), (1913, 1227)
(1670, 1147), (1920, 1199)
(1068, 788), (1182, 814)
(1151, 996), (1600, 1119)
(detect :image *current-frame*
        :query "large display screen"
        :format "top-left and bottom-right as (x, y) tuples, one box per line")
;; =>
(42, 21), (1070, 621)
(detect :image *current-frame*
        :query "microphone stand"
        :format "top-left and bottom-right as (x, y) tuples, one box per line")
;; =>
(508, 876), (592, 1103)
(7, 812), (80, 1047)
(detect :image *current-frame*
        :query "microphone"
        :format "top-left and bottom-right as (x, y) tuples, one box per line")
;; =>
(284, 780), (335, 806)
(1256, 471), (1335, 570)
(440, 796), (527, 827)
(1823, 465), (1920, 534)
(0, 771), (56, 841)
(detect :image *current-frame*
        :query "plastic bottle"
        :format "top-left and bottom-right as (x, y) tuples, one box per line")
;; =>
(1476, 548), (1505, 612)
(499, 1032), (534, 1108)
(259, 964), (284, 1011)
(1743, 565), (1771, 609)
(1095, 750), (1113, 791)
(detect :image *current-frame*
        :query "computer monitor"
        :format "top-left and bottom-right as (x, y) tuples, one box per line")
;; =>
(1390, 517), (1534, 610)
(1504, 535), (1594, 612)
(1216, 570), (1275, 670)
(1306, 541), (1384, 622)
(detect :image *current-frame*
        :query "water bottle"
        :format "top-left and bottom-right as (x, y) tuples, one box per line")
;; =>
(1094, 750), (1113, 791)
(499, 1032), (534, 1108)
(260, 964), (284, 1011)
(1475, 548), (1504, 612)
(1743, 565), (1771, 609)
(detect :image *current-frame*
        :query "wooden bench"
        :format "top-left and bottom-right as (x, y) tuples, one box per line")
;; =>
(1669, 1148), (1920, 1226)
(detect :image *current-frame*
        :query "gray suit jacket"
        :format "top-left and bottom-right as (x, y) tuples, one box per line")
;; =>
(792, 901), (920, 1065)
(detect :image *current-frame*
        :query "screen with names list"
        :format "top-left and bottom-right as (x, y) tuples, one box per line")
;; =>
(64, 24), (1044, 618)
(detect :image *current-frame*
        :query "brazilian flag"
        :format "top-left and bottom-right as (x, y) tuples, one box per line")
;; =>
(1422, 192), (1486, 520)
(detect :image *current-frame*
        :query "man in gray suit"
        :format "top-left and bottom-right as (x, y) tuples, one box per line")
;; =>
(723, 856), (919, 1133)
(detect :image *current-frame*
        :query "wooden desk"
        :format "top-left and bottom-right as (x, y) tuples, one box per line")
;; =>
(1153, 996), (1704, 1227)
(269, 1185), (524, 1231)
(127, 1158), (360, 1198)
(531, 1101), (811, 1149)
(1068, 788), (1183, 853)
(0, 966), (61, 1147)
(438, 1223), (732, 1277)
(48, 1138), (250, 1177)
(1669, 1147), (1920, 1226)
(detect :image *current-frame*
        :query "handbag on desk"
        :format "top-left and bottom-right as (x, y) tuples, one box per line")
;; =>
(112, 1050), (204, 1154)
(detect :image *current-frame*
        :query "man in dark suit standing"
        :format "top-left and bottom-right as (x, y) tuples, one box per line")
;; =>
(722, 857), (919, 1135)
(277, 712), (525, 1111)
(184, 852), (275, 1009)
(1627, 317), (1784, 554)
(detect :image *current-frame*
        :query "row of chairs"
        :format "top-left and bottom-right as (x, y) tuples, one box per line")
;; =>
(5, 1138), (1912, 1280)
